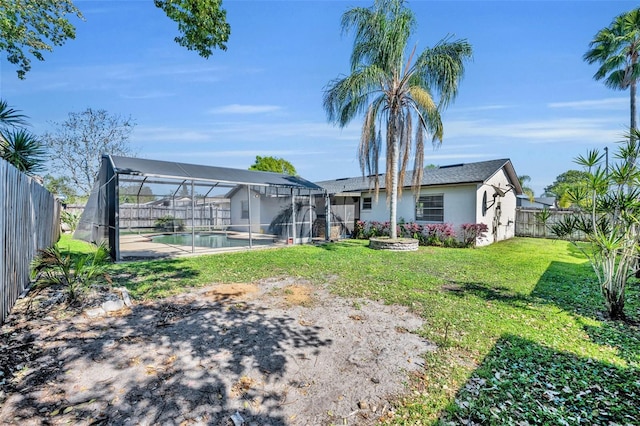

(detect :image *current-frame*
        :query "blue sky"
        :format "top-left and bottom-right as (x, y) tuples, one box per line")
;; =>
(1, 0), (638, 195)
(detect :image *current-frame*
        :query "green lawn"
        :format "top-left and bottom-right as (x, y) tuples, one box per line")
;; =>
(62, 235), (640, 424)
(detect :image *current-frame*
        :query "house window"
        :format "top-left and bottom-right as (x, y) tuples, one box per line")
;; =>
(241, 200), (249, 219)
(362, 197), (372, 210)
(416, 194), (444, 222)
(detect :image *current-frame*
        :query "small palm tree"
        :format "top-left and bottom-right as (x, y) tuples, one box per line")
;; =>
(584, 8), (640, 135)
(518, 174), (535, 201)
(324, 0), (472, 239)
(0, 128), (46, 174)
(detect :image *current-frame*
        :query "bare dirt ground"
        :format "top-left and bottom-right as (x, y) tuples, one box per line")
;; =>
(0, 278), (434, 425)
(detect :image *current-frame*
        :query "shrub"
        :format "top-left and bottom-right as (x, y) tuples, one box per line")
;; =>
(61, 210), (81, 232)
(154, 215), (184, 232)
(354, 220), (461, 247)
(460, 223), (489, 247)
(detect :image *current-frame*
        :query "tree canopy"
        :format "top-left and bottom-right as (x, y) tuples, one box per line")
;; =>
(42, 108), (136, 196)
(518, 175), (535, 201)
(584, 8), (640, 135)
(324, 0), (472, 239)
(1, 0), (230, 79)
(249, 156), (297, 175)
(543, 169), (590, 207)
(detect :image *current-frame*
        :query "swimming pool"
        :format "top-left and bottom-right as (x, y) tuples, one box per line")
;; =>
(150, 233), (274, 249)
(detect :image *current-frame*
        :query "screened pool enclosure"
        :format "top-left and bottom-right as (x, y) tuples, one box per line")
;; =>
(75, 155), (328, 260)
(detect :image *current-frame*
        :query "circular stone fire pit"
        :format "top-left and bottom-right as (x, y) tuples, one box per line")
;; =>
(369, 237), (419, 251)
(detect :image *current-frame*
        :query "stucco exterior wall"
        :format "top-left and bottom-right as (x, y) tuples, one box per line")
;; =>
(359, 184), (477, 234)
(356, 174), (517, 246)
(475, 169), (517, 246)
(230, 188), (316, 237)
(229, 186), (261, 232)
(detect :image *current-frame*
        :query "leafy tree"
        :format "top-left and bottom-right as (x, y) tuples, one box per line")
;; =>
(550, 132), (640, 320)
(42, 108), (136, 196)
(0, 100), (46, 175)
(154, 0), (230, 58)
(518, 174), (535, 201)
(0, 0), (82, 79)
(544, 169), (590, 208)
(584, 8), (640, 136)
(249, 155), (297, 175)
(2, 0), (229, 79)
(119, 184), (155, 204)
(323, 0), (472, 239)
(43, 174), (78, 203)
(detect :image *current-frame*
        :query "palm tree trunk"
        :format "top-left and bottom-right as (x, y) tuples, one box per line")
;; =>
(390, 124), (399, 240)
(631, 79), (637, 135)
(390, 142), (398, 239)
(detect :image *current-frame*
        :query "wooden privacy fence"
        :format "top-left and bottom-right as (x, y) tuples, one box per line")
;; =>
(119, 204), (231, 230)
(1, 159), (61, 324)
(515, 208), (586, 240)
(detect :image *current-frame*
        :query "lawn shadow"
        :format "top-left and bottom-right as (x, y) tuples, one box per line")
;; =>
(316, 240), (366, 251)
(110, 258), (200, 298)
(0, 294), (332, 424)
(441, 281), (532, 308)
(437, 334), (639, 425)
(532, 260), (640, 366)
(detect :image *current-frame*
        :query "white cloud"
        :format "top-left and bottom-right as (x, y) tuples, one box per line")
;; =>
(208, 104), (283, 114)
(132, 121), (361, 144)
(450, 104), (512, 113)
(119, 90), (175, 100)
(445, 117), (624, 144)
(426, 153), (496, 160)
(547, 97), (627, 110)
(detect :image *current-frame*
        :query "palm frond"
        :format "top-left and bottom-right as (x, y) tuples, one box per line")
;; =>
(415, 36), (473, 108)
(323, 65), (385, 127)
(0, 128), (46, 174)
(0, 100), (28, 127)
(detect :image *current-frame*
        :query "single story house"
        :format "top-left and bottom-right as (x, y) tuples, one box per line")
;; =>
(316, 159), (523, 246)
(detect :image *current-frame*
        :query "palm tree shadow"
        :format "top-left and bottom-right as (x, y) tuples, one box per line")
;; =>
(532, 260), (640, 365)
(441, 281), (533, 309)
(436, 334), (639, 424)
(1, 294), (332, 424)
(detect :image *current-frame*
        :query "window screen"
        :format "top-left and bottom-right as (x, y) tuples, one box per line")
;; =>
(362, 197), (372, 210)
(241, 200), (249, 219)
(416, 194), (444, 222)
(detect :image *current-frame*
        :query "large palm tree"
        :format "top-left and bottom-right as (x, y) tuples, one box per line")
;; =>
(584, 8), (640, 135)
(324, 0), (472, 239)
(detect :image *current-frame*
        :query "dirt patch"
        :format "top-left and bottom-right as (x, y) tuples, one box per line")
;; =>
(282, 284), (313, 306)
(203, 283), (260, 302)
(0, 278), (434, 425)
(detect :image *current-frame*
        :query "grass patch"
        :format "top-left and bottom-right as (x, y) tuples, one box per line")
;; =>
(76, 235), (639, 424)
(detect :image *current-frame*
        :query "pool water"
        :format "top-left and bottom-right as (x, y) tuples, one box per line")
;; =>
(151, 233), (273, 249)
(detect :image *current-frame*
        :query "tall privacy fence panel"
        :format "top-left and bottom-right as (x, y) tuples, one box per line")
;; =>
(118, 205), (231, 230)
(1, 159), (61, 324)
(515, 208), (587, 241)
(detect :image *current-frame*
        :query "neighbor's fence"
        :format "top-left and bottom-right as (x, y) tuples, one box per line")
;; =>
(119, 205), (231, 230)
(515, 208), (586, 240)
(1, 159), (61, 324)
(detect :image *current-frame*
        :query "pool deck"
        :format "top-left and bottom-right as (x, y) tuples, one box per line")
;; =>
(119, 233), (285, 260)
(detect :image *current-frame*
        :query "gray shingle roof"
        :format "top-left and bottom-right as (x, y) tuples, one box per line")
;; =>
(317, 159), (521, 194)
